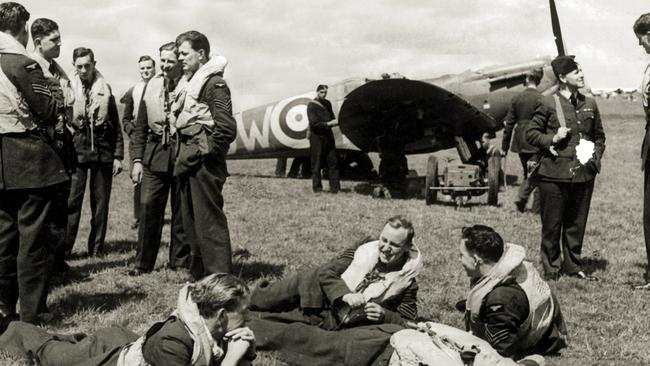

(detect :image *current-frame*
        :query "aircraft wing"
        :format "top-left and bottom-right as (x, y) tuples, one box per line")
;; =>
(338, 78), (498, 154)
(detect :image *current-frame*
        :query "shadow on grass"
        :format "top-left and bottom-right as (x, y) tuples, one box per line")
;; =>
(49, 289), (147, 323)
(67, 240), (136, 260)
(233, 260), (285, 281)
(582, 256), (609, 274)
(74, 257), (131, 274)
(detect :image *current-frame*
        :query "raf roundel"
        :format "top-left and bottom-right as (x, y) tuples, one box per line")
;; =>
(270, 95), (313, 149)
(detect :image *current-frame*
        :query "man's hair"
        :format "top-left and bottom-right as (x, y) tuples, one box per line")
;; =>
(461, 225), (504, 263)
(159, 41), (178, 55)
(0, 2), (29, 35)
(189, 273), (250, 318)
(634, 13), (650, 35)
(525, 68), (543, 86)
(73, 47), (94, 62)
(30, 17), (57, 40)
(316, 84), (328, 92)
(385, 215), (415, 246)
(138, 55), (155, 68)
(176, 30), (210, 56)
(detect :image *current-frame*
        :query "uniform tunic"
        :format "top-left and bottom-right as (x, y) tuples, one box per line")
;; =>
(175, 73), (237, 278)
(526, 92), (606, 276)
(130, 75), (188, 271)
(0, 50), (67, 323)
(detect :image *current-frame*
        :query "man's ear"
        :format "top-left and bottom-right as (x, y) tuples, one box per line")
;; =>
(198, 49), (207, 62)
(33, 37), (41, 48)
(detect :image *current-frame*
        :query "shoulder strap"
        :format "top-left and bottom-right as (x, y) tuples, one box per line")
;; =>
(552, 95), (566, 128)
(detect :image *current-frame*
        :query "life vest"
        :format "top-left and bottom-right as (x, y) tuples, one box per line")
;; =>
(0, 32), (35, 134)
(465, 244), (555, 351)
(389, 322), (545, 366)
(117, 284), (223, 366)
(341, 240), (423, 303)
(172, 55), (227, 131)
(132, 79), (146, 121)
(142, 74), (186, 135)
(71, 69), (111, 128)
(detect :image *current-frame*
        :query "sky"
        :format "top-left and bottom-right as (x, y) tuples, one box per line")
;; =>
(19, 0), (650, 111)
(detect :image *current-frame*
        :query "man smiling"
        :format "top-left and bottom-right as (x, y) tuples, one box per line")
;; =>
(249, 215), (423, 329)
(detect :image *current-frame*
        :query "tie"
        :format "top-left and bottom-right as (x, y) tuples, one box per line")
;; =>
(570, 94), (577, 108)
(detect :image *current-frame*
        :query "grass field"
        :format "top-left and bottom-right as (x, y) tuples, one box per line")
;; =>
(1, 97), (648, 365)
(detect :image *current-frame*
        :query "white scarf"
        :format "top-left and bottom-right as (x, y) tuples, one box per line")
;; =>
(172, 55), (228, 130)
(341, 240), (423, 302)
(71, 69), (111, 127)
(117, 284), (224, 366)
(0, 31), (28, 56)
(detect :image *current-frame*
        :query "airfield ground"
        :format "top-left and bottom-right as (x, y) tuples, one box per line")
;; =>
(0, 97), (648, 365)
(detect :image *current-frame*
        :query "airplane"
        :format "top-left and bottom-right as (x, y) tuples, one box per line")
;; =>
(226, 0), (567, 205)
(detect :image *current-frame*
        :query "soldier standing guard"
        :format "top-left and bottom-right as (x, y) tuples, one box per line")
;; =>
(526, 55), (606, 281)
(65, 47), (123, 257)
(0, 1), (68, 324)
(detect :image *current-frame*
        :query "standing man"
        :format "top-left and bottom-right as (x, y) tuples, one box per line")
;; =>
(501, 69), (543, 213)
(128, 42), (188, 276)
(120, 55), (155, 230)
(0, 2), (67, 323)
(66, 47), (123, 257)
(633, 13), (650, 290)
(172, 30), (235, 279)
(307, 84), (340, 193)
(29, 18), (76, 275)
(526, 55), (606, 281)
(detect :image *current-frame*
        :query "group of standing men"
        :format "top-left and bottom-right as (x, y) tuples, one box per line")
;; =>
(0, 1), (238, 325)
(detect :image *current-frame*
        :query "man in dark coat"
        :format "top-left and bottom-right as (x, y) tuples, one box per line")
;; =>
(128, 42), (189, 276)
(308, 84), (340, 193)
(0, 2), (68, 324)
(173, 31), (237, 279)
(526, 55), (606, 281)
(65, 47), (123, 257)
(501, 69), (544, 213)
(633, 13), (650, 290)
(120, 55), (155, 230)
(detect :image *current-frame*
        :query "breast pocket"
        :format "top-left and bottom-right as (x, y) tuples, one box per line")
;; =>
(578, 111), (595, 134)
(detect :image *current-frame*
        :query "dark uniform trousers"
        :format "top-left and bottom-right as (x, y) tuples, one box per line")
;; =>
(0, 321), (137, 366)
(643, 126), (650, 277)
(538, 179), (594, 276)
(177, 143), (232, 279)
(309, 133), (340, 193)
(0, 184), (64, 323)
(66, 162), (114, 255)
(517, 152), (540, 211)
(135, 157), (188, 271)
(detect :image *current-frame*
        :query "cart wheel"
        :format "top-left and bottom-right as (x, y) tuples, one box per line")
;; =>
(487, 154), (501, 206)
(425, 155), (439, 205)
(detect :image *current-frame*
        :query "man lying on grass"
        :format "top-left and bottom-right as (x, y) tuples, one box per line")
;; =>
(246, 215), (422, 361)
(0, 273), (256, 366)
(382, 225), (569, 365)
(455, 225), (568, 361)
